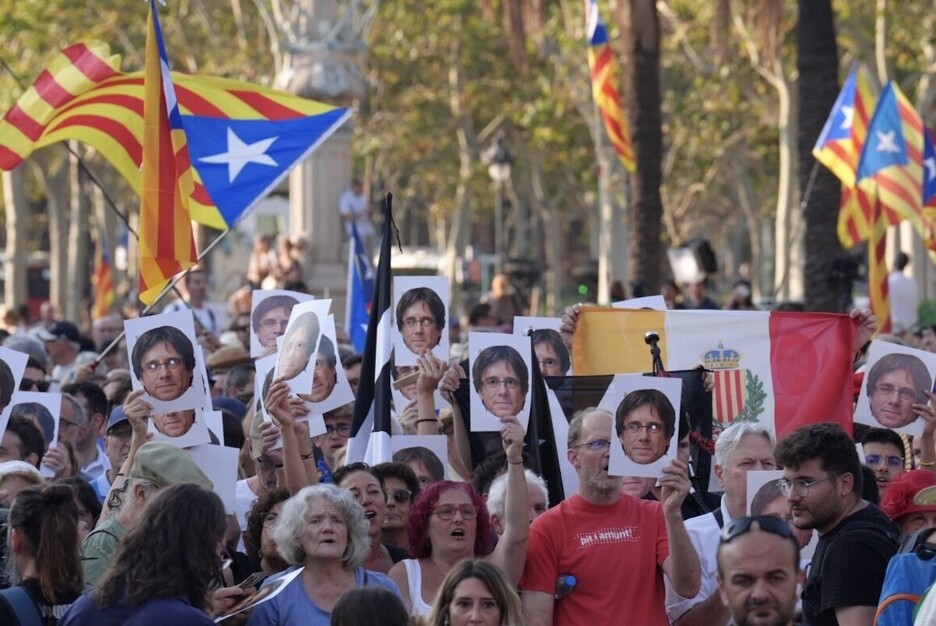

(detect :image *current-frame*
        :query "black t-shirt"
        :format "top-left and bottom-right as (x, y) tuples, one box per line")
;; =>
(802, 503), (899, 626)
(0, 578), (80, 626)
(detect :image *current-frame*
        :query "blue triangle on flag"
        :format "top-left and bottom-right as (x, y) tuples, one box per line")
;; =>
(857, 83), (909, 181)
(924, 128), (936, 206)
(184, 109), (350, 226)
(815, 65), (858, 149)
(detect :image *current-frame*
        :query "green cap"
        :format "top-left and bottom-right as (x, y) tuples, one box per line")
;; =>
(129, 442), (213, 491)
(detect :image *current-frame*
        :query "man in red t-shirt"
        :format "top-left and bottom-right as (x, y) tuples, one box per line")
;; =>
(520, 408), (700, 626)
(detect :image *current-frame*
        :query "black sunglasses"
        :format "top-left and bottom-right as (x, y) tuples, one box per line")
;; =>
(19, 378), (50, 392)
(387, 488), (413, 504)
(720, 515), (795, 544)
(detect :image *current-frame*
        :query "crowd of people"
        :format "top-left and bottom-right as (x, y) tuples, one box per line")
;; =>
(1, 250), (936, 626)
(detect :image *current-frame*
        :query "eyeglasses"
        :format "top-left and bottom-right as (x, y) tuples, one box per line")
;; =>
(622, 422), (665, 435)
(19, 378), (50, 392)
(59, 418), (81, 430)
(388, 488), (413, 504)
(482, 376), (520, 390)
(403, 317), (436, 329)
(142, 357), (184, 373)
(571, 439), (611, 452)
(324, 423), (351, 436)
(720, 515), (795, 544)
(865, 454), (904, 469)
(776, 475), (837, 498)
(873, 383), (918, 402)
(433, 504), (478, 520)
(260, 511), (279, 527)
(259, 318), (289, 330)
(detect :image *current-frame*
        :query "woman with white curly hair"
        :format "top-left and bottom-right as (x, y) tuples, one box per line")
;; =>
(246, 484), (403, 625)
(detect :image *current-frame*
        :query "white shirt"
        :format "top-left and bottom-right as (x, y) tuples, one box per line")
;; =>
(665, 496), (733, 624)
(81, 443), (112, 480)
(888, 270), (919, 333)
(163, 301), (220, 335)
(338, 187), (374, 237)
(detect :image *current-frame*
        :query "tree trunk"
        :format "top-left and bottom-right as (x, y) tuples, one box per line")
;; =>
(620, 0), (664, 295)
(67, 145), (89, 323)
(798, 0), (846, 312)
(773, 69), (804, 301)
(2, 169), (28, 312)
(31, 158), (69, 316)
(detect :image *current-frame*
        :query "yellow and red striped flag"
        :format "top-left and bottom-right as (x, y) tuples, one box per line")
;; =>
(138, 0), (196, 304)
(813, 64), (876, 189)
(586, 0), (635, 172)
(857, 82), (933, 248)
(867, 196), (892, 333)
(91, 231), (115, 319)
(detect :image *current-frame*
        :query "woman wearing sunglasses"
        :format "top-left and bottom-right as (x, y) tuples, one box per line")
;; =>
(387, 416), (529, 617)
(372, 462), (421, 551)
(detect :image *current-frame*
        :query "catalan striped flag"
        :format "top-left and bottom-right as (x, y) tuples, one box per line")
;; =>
(91, 230), (116, 319)
(813, 64), (876, 188)
(867, 194), (892, 334)
(856, 82), (932, 246)
(138, 0), (197, 305)
(0, 44), (351, 232)
(586, 0), (635, 172)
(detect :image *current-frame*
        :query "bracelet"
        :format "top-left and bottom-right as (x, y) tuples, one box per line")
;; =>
(507, 460), (523, 465)
(300, 452), (314, 460)
(920, 460), (936, 467)
(416, 419), (439, 425)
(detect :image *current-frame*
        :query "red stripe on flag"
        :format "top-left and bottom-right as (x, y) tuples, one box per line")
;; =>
(33, 69), (77, 109)
(48, 114), (142, 164)
(63, 43), (121, 83)
(60, 92), (143, 118)
(228, 89), (307, 120)
(4, 104), (45, 141)
(192, 183), (213, 204)
(0, 145), (24, 170)
(174, 84), (227, 117)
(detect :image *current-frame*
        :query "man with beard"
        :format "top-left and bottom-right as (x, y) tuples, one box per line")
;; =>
(520, 408), (700, 626)
(716, 516), (803, 626)
(774, 423), (899, 626)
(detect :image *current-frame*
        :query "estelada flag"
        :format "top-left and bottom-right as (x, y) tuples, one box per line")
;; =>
(572, 309), (856, 437)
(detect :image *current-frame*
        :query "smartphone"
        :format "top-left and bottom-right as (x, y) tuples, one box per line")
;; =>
(238, 571), (266, 589)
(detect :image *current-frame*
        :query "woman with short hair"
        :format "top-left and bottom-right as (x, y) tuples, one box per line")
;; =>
(246, 484), (402, 625)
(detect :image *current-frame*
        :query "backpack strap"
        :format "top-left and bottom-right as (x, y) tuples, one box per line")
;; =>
(0, 586), (43, 626)
(873, 592), (921, 625)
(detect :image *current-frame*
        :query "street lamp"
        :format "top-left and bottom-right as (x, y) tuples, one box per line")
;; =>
(484, 135), (513, 274)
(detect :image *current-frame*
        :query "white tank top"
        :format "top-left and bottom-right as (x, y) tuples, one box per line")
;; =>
(402, 558), (434, 616)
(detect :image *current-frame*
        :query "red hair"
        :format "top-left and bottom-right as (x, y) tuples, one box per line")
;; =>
(406, 481), (494, 559)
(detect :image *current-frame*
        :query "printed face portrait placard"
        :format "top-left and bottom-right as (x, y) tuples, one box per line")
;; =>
(855, 340), (936, 436)
(0, 347), (32, 438)
(607, 374), (683, 479)
(468, 332), (533, 433)
(512, 316), (571, 377)
(250, 290), (314, 358)
(392, 276), (450, 366)
(125, 311), (207, 414)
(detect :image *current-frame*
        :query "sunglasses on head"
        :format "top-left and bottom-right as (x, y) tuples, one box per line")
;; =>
(720, 515), (795, 544)
(19, 378), (50, 392)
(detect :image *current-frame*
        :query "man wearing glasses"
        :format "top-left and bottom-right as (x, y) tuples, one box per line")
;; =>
(396, 287), (445, 357)
(775, 423), (899, 626)
(860, 428), (907, 497)
(716, 516), (803, 626)
(130, 326), (197, 402)
(472, 345), (529, 420)
(614, 389), (675, 465)
(666, 422), (776, 626)
(865, 352), (931, 430)
(520, 408), (699, 625)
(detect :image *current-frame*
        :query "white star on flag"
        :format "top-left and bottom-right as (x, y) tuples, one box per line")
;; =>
(875, 130), (900, 154)
(926, 157), (936, 181)
(200, 128), (278, 183)
(839, 106), (854, 130)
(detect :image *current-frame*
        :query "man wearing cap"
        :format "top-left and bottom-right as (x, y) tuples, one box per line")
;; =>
(37, 320), (82, 389)
(716, 516), (803, 626)
(207, 345), (251, 398)
(879, 469), (936, 538)
(83, 391), (213, 585)
(89, 407), (134, 503)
